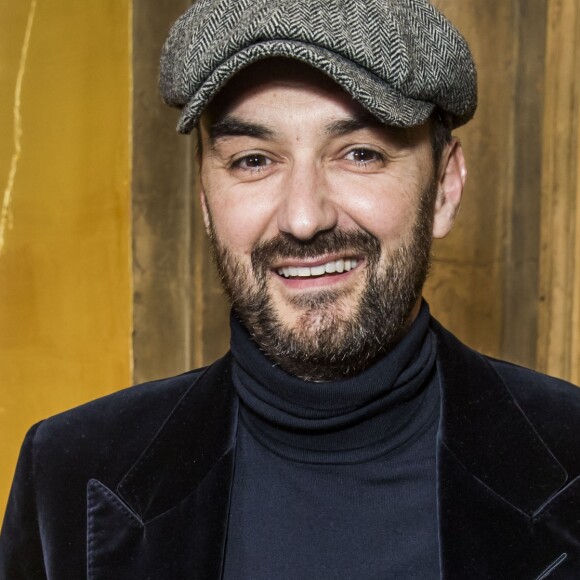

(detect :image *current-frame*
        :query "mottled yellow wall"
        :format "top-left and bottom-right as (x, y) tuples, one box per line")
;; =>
(0, 1), (132, 520)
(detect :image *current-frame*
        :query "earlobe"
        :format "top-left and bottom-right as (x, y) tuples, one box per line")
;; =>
(432, 138), (466, 239)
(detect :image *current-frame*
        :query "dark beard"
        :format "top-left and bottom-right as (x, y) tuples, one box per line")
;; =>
(207, 183), (436, 382)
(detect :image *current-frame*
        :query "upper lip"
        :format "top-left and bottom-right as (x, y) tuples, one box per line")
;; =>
(271, 254), (362, 269)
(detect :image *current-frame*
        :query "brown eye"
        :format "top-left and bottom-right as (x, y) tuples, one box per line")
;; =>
(348, 149), (383, 165)
(234, 154), (270, 169)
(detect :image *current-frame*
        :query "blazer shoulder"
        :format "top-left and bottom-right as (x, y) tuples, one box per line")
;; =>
(486, 356), (580, 411)
(431, 315), (580, 405)
(27, 363), (219, 489)
(431, 315), (580, 476)
(488, 357), (580, 420)
(37, 367), (206, 438)
(455, 341), (580, 477)
(2, 356), (233, 578)
(488, 358), (580, 477)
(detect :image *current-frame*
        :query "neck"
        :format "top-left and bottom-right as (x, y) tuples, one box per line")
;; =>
(229, 301), (439, 463)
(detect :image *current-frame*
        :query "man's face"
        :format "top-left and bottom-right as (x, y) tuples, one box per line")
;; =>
(199, 61), (462, 381)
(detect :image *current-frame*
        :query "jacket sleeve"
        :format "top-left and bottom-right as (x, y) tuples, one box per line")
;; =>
(0, 423), (48, 579)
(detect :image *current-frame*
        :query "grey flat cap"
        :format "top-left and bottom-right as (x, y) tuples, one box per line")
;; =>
(160, 0), (477, 134)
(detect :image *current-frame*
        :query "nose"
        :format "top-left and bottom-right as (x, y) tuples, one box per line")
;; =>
(276, 163), (339, 241)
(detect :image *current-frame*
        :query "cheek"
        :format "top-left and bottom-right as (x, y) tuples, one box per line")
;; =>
(329, 174), (422, 243)
(202, 181), (279, 255)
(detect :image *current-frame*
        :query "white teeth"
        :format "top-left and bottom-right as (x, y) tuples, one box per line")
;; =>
(310, 265), (326, 276)
(277, 258), (359, 278)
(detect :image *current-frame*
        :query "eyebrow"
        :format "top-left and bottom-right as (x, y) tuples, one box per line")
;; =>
(206, 111), (409, 147)
(209, 115), (276, 143)
(325, 112), (409, 143)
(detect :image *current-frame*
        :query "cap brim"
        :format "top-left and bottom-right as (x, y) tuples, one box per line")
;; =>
(176, 40), (434, 134)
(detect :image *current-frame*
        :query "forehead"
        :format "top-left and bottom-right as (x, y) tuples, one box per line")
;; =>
(202, 58), (375, 127)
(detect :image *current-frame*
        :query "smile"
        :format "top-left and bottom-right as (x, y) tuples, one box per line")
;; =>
(276, 258), (358, 279)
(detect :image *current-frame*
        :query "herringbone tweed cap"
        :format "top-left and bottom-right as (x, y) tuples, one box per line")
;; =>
(160, 0), (477, 134)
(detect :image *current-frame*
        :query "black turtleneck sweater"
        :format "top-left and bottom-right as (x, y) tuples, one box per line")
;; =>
(223, 303), (441, 579)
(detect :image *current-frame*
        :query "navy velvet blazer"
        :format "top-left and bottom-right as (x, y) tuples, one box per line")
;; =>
(1, 319), (580, 579)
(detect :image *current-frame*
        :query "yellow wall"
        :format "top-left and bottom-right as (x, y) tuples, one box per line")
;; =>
(0, 0), (132, 521)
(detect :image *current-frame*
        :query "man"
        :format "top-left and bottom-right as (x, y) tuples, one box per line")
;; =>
(1, 0), (579, 578)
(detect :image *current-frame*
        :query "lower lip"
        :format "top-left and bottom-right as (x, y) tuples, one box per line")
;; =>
(272, 265), (359, 290)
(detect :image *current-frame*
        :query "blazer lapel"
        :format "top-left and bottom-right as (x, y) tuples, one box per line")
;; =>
(433, 320), (572, 579)
(87, 354), (239, 580)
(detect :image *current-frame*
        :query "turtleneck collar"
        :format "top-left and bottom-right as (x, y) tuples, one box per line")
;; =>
(230, 301), (439, 464)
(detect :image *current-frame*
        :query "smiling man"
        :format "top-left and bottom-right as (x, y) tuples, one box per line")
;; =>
(2, 0), (580, 579)
(198, 59), (462, 383)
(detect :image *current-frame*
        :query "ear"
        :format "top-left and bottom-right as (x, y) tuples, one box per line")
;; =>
(199, 186), (212, 237)
(196, 120), (213, 237)
(432, 138), (466, 239)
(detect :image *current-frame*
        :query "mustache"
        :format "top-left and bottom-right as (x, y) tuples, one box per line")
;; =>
(251, 229), (381, 273)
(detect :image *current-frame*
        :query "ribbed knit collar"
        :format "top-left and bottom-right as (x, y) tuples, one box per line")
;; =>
(230, 301), (439, 464)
